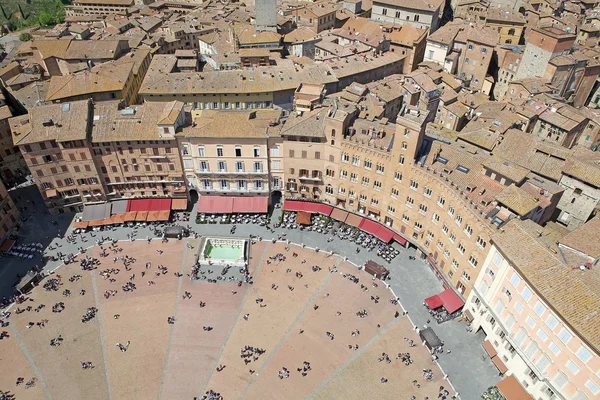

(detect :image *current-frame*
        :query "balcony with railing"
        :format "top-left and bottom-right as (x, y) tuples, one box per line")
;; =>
(196, 168), (268, 176)
(298, 170), (323, 182)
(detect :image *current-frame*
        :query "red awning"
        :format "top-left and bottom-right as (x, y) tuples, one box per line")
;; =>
(376, 226), (395, 243)
(128, 199), (152, 212)
(393, 233), (408, 246)
(345, 213), (364, 227)
(438, 288), (465, 314)
(357, 218), (395, 243)
(424, 294), (443, 310)
(198, 196), (234, 214)
(359, 218), (381, 236)
(232, 197), (268, 213)
(283, 200), (333, 215)
(148, 198), (172, 211)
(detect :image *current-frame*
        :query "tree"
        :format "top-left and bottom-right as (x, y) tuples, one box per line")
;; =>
(38, 11), (55, 26)
(19, 32), (33, 42)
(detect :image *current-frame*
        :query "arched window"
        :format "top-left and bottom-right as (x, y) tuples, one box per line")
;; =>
(331, 129), (336, 137)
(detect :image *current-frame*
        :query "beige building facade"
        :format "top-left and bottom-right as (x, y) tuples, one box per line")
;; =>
(9, 100), (187, 214)
(177, 109), (283, 202)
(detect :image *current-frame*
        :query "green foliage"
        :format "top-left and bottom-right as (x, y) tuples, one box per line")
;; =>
(38, 11), (55, 26)
(19, 32), (32, 41)
(0, 0), (70, 30)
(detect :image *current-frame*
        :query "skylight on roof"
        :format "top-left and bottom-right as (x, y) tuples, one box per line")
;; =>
(436, 156), (448, 164)
(456, 165), (470, 173)
(62, 103), (71, 112)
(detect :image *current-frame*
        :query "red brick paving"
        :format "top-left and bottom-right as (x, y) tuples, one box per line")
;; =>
(312, 318), (447, 399)
(92, 240), (185, 400)
(0, 328), (47, 400)
(243, 260), (399, 400)
(8, 262), (109, 400)
(202, 243), (336, 398)
(0, 241), (450, 400)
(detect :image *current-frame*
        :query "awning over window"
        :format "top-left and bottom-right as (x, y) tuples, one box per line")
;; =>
(359, 218), (381, 236)
(82, 203), (111, 222)
(358, 218), (395, 243)
(135, 211), (149, 221)
(111, 200), (128, 215)
(127, 198), (171, 212)
(45, 189), (57, 198)
(73, 221), (89, 229)
(491, 355), (508, 375)
(330, 208), (348, 222)
(232, 196), (268, 213)
(157, 210), (171, 221)
(283, 200), (333, 215)
(482, 340), (497, 359)
(438, 288), (465, 314)
(128, 199), (151, 212)
(198, 196), (234, 214)
(146, 211), (162, 222)
(123, 211), (137, 222)
(109, 214), (125, 224)
(171, 198), (188, 211)
(345, 213), (363, 227)
(88, 220), (105, 227)
(393, 233), (408, 246)
(496, 375), (532, 399)
(148, 198), (172, 211)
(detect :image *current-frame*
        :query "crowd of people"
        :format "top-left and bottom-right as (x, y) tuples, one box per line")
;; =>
(0, 218), (458, 400)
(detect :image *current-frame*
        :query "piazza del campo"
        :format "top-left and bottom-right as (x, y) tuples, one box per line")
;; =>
(0, 0), (600, 398)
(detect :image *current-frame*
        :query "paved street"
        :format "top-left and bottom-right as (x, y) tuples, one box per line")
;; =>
(0, 186), (501, 398)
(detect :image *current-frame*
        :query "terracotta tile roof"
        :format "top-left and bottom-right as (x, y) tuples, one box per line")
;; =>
(180, 109), (282, 139)
(9, 99), (91, 145)
(495, 184), (540, 216)
(283, 27), (319, 43)
(425, 141), (486, 191)
(9, 81), (49, 110)
(234, 24), (281, 45)
(492, 219), (600, 353)
(0, 106), (13, 121)
(482, 157), (530, 183)
(74, 0), (133, 5)
(374, 0), (443, 12)
(427, 23), (461, 45)
(32, 38), (127, 61)
(387, 25), (428, 46)
(140, 55), (339, 95)
(91, 101), (184, 141)
(492, 129), (568, 181)
(454, 24), (499, 47)
(562, 158), (600, 187)
(458, 129), (499, 151)
(0, 62), (20, 79)
(46, 59), (134, 102)
(280, 107), (327, 138)
(560, 218), (600, 258)
(484, 8), (526, 24)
